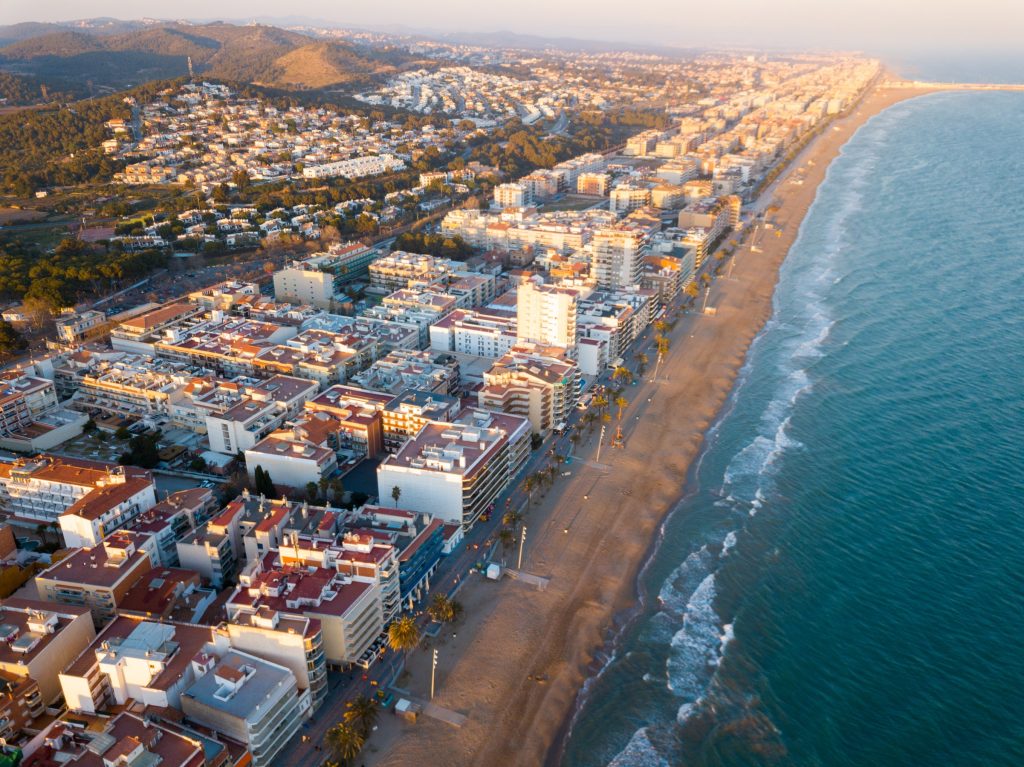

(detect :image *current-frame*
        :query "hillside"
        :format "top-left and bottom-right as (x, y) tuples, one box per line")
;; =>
(0, 21), (410, 91)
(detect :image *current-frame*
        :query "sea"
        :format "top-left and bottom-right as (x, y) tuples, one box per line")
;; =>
(560, 74), (1024, 766)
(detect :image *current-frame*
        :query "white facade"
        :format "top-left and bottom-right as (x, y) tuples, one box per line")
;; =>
(516, 280), (578, 350)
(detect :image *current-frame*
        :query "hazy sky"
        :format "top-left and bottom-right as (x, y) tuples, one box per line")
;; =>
(3, 0), (1022, 54)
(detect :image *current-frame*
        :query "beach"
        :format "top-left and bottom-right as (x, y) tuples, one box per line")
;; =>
(367, 81), (942, 767)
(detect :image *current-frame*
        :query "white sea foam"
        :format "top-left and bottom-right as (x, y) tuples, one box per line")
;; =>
(722, 530), (738, 556)
(666, 573), (721, 699)
(606, 727), (670, 767)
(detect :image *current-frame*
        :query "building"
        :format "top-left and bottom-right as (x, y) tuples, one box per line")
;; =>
(205, 375), (318, 455)
(0, 599), (95, 735)
(0, 374), (59, 434)
(381, 389), (461, 453)
(224, 608), (328, 711)
(625, 130), (662, 156)
(182, 650), (309, 767)
(576, 172), (610, 196)
(110, 303), (204, 356)
(54, 310), (107, 345)
(516, 279), (578, 350)
(302, 153), (403, 180)
(0, 455), (156, 541)
(493, 182), (531, 208)
(117, 567), (216, 623)
(376, 409), (530, 528)
(351, 349), (460, 397)
(229, 561), (383, 669)
(59, 617), (214, 714)
(68, 355), (190, 422)
(590, 228), (646, 291)
(36, 532), (154, 626)
(58, 466), (159, 549)
(368, 251), (459, 293)
(610, 184), (652, 216)
(25, 713), (206, 767)
(478, 345), (580, 436)
(273, 262), (336, 311)
(428, 308), (519, 360)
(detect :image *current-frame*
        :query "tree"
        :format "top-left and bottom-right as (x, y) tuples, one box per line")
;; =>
(427, 593), (462, 624)
(306, 481), (319, 502)
(612, 366), (633, 386)
(253, 466), (275, 498)
(0, 320), (27, 359)
(634, 352), (649, 376)
(387, 614), (420, 654)
(391, 485), (402, 508)
(615, 396), (628, 422)
(498, 527), (516, 551)
(343, 694), (380, 739)
(502, 508), (521, 528)
(325, 722), (365, 766)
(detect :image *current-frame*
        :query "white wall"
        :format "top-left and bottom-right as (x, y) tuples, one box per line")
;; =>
(375, 464), (464, 525)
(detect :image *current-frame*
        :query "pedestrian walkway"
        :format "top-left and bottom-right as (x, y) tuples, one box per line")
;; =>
(388, 688), (468, 727)
(505, 569), (550, 590)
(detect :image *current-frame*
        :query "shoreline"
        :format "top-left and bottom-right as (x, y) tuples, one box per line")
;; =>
(368, 81), (947, 767)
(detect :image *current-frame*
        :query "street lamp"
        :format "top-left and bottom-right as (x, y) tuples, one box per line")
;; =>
(517, 525), (527, 570)
(431, 648), (438, 700)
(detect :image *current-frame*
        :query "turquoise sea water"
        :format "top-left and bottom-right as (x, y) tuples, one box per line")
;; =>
(561, 90), (1024, 766)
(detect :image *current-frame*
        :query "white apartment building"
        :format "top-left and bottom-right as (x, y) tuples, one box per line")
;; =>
(478, 346), (580, 435)
(610, 184), (653, 216)
(590, 228), (646, 290)
(182, 650), (310, 767)
(205, 375), (318, 455)
(273, 262), (335, 310)
(516, 279), (578, 350)
(494, 182), (532, 208)
(429, 308), (519, 359)
(577, 172), (610, 196)
(0, 455), (156, 541)
(301, 153), (404, 180)
(376, 409), (530, 529)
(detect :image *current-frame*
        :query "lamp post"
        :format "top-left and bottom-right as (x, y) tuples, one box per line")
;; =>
(517, 525), (527, 570)
(431, 648), (438, 700)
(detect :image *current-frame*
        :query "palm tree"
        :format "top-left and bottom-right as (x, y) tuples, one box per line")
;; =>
(569, 433), (580, 453)
(325, 722), (365, 766)
(344, 694), (380, 738)
(387, 614), (420, 654)
(318, 475), (331, 499)
(502, 508), (521, 528)
(612, 366), (632, 386)
(330, 479), (344, 503)
(634, 352), (649, 376)
(498, 527), (516, 551)
(391, 485), (402, 508)
(427, 593), (462, 623)
(523, 474), (537, 505)
(615, 396), (628, 421)
(592, 394), (609, 414)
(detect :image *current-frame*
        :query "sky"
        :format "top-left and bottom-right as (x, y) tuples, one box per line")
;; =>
(2, 0), (1023, 55)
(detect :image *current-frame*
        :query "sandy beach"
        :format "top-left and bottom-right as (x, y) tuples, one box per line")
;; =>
(367, 81), (943, 767)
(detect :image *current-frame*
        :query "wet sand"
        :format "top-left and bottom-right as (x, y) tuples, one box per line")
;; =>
(367, 81), (946, 767)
